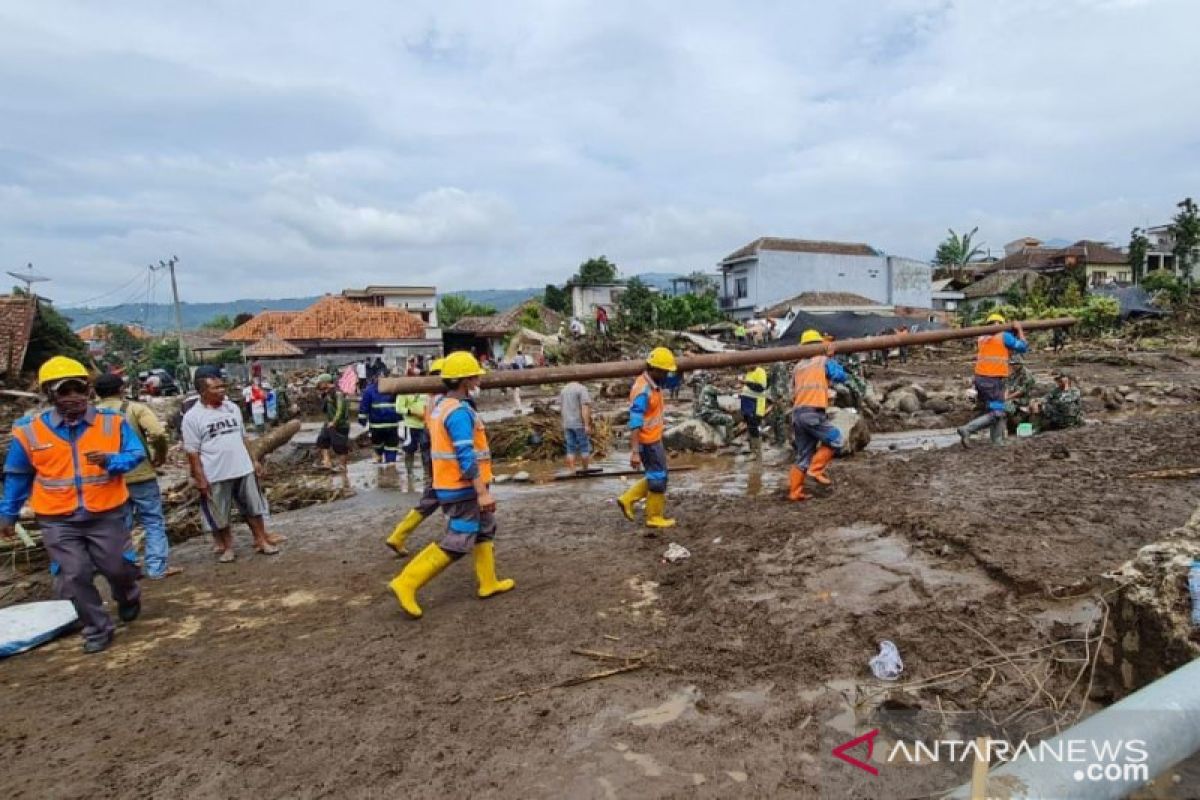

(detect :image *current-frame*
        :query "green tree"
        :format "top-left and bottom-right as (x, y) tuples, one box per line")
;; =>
(1128, 227), (1150, 285)
(1142, 269), (1188, 306)
(575, 256), (619, 286)
(437, 294), (497, 327)
(211, 347), (245, 365)
(204, 314), (235, 330)
(147, 337), (184, 374)
(934, 227), (986, 279)
(516, 302), (548, 333)
(615, 277), (656, 333)
(542, 283), (571, 315)
(101, 323), (142, 367)
(21, 292), (88, 372)
(1170, 197), (1200, 284)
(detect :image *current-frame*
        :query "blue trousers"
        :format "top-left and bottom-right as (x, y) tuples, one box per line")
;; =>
(126, 478), (171, 579)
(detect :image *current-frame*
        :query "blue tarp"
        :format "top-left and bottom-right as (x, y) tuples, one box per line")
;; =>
(1090, 285), (1166, 320)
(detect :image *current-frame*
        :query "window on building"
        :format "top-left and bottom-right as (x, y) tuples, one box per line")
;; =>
(1090, 271), (1108, 287)
(735, 277), (748, 299)
(1117, 271), (1130, 283)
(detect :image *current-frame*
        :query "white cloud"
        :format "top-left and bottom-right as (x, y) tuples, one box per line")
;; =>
(0, 0), (1197, 305)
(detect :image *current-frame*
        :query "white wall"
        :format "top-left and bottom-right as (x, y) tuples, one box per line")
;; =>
(887, 256), (933, 308)
(570, 285), (620, 318)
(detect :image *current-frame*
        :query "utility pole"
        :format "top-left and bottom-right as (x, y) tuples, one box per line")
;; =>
(151, 256), (188, 378)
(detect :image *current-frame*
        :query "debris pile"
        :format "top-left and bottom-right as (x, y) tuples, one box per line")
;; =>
(487, 408), (614, 460)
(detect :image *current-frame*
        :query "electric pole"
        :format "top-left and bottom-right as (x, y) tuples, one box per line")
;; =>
(151, 256), (188, 377)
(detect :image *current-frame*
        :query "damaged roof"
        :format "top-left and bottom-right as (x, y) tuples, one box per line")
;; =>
(721, 237), (880, 264)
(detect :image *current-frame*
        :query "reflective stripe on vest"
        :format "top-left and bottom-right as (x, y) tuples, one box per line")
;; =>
(13, 412), (129, 516)
(629, 373), (664, 445)
(975, 334), (1011, 378)
(792, 357), (830, 409)
(428, 396), (493, 490)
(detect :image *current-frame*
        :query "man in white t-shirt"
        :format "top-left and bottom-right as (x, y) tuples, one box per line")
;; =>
(182, 373), (283, 562)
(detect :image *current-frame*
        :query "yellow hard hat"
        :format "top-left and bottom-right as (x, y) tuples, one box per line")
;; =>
(38, 356), (89, 387)
(440, 351), (486, 380)
(986, 313), (1006, 324)
(429, 357), (445, 375)
(799, 329), (824, 345)
(646, 346), (677, 372)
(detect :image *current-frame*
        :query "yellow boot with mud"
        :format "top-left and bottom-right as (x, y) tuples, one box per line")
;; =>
(807, 445), (836, 487)
(389, 543), (453, 618)
(788, 465), (808, 501)
(386, 509), (424, 556)
(617, 478), (648, 522)
(473, 541), (516, 599)
(644, 492), (676, 528)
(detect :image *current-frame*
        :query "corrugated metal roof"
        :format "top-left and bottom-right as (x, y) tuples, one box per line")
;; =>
(722, 237), (879, 263)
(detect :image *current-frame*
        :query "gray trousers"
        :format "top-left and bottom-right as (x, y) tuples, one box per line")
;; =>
(414, 446), (439, 518)
(438, 496), (496, 555)
(41, 511), (141, 644)
(792, 407), (843, 470)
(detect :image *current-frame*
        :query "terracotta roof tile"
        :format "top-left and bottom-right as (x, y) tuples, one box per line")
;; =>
(448, 300), (563, 336)
(75, 323), (152, 341)
(223, 311), (300, 342)
(0, 295), (37, 375)
(279, 296), (426, 341)
(1073, 241), (1128, 266)
(243, 332), (305, 358)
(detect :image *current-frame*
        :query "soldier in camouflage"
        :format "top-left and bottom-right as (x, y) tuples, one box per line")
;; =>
(690, 372), (735, 444)
(1039, 373), (1083, 430)
(1004, 355), (1037, 431)
(764, 361), (792, 447)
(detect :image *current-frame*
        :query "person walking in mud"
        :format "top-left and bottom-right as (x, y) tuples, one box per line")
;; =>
(315, 373), (351, 471)
(0, 357), (147, 654)
(385, 358), (445, 557)
(740, 365), (768, 460)
(957, 313), (1027, 448)
(616, 347), (679, 529)
(388, 352), (515, 618)
(788, 330), (850, 501)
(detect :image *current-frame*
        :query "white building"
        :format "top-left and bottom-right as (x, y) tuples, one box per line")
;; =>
(570, 283), (625, 320)
(343, 285), (440, 339)
(717, 237), (933, 321)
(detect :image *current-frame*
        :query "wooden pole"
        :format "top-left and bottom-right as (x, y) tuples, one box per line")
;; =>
(379, 318), (1075, 395)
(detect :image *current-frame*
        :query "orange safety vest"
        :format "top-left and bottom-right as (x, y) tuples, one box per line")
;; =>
(792, 356), (830, 409)
(12, 411), (129, 516)
(975, 334), (1010, 378)
(629, 373), (664, 445)
(428, 396), (492, 491)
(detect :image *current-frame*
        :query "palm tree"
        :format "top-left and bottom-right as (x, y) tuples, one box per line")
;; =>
(934, 227), (986, 281)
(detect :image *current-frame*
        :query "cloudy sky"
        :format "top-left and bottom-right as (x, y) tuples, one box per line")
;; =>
(1, 0), (1198, 305)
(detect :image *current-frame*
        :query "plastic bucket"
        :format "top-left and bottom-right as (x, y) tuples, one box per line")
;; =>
(1016, 422), (1034, 437)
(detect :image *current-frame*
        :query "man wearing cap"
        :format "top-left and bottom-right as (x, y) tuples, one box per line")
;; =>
(958, 313), (1027, 447)
(94, 373), (180, 580)
(0, 357), (147, 653)
(385, 358), (445, 556)
(315, 373), (351, 471)
(389, 351), (515, 618)
(616, 346), (679, 528)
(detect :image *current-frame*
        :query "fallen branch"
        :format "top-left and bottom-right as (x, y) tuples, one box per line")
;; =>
(1128, 467), (1200, 480)
(493, 662), (645, 702)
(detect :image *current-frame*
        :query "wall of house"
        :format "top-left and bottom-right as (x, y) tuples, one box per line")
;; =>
(570, 285), (620, 319)
(383, 294), (439, 329)
(886, 256), (933, 308)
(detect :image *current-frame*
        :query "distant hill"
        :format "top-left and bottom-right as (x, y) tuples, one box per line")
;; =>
(59, 275), (689, 333)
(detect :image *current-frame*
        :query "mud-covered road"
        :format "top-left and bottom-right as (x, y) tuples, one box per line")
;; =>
(3, 355), (1200, 798)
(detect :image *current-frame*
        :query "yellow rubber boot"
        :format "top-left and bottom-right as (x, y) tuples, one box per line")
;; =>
(644, 492), (676, 528)
(386, 509), (424, 556)
(473, 541), (516, 599)
(389, 543), (453, 619)
(617, 479), (648, 522)
(807, 445), (836, 486)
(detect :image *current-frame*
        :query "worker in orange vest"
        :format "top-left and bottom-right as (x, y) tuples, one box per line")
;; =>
(789, 330), (851, 501)
(957, 313), (1027, 447)
(389, 352), (514, 618)
(0, 357), (147, 654)
(616, 347), (678, 528)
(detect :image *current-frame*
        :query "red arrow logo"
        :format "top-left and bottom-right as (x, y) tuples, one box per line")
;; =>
(832, 728), (880, 776)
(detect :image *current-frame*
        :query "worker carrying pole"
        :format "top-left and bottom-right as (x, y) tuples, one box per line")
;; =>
(789, 330), (851, 502)
(616, 347), (679, 529)
(958, 312), (1029, 448)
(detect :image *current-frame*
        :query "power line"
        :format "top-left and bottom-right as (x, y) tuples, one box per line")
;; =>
(61, 265), (151, 309)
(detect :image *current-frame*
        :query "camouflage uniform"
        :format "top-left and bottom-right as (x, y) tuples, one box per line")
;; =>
(764, 361), (792, 446)
(834, 355), (869, 409)
(1004, 360), (1037, 426)
(693, 380), (734, 443)
(1040, 386), (1083, 430)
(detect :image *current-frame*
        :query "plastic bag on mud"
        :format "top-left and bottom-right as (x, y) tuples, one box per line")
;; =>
(869, 640), (904, 681)
(662, 543), (691, 563)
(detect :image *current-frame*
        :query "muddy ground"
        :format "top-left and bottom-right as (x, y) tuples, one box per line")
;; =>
(3, 352), (1200, 798)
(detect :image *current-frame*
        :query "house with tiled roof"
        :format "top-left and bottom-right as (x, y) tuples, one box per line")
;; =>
(0, 294), (38, 379)
(717, 237), (932, 321)
(982, 237), (1131, 287)
(225, 295), (436, 364)
(443, 300), (563, 361)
